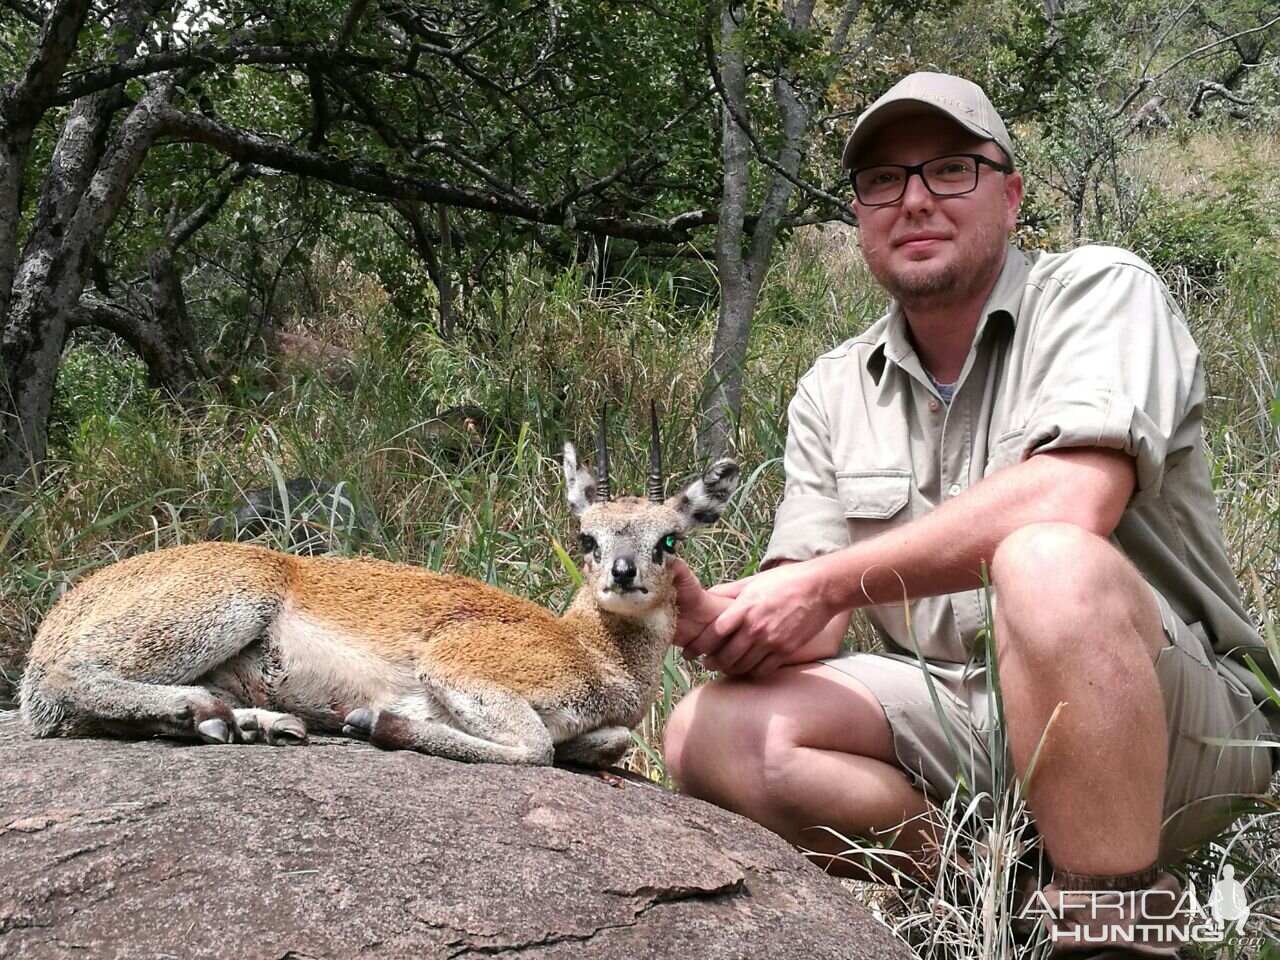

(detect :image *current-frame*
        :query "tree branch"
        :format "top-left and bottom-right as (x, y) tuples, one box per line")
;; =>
(700, 15), (855, 225)
(52, 43), (401, 106)
(1139, 0), (1197, 79)
(0, 0), (41, 26)
(1, 0), (93, 125)
(383, 9), (548, 132)
(67, 295), (140, 332)
(1188, 78), (1256, 116)
(156, 107), (717, 244)
(167, 164), (255, 249)
(320, 68), (532, 202)
(1113, 11), (1280, 119)
(337, 0), (371, 47)
(548, 86), (716, 211)
(826, 0), (866, 62)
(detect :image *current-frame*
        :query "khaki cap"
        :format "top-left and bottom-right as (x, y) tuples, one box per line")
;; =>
(842, 72), (1014, 170)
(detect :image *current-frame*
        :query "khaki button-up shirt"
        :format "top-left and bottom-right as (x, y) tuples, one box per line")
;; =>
(763, 243), (1271, 708)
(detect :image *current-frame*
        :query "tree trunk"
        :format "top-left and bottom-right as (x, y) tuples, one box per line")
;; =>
(436, 205), (457, 340)
(394, 200), (459, 341)
(697, 1), (753, 461)
(0, 0), (97, 501)
(0, 0), (95, 325)
(68, 292), (200, 397)
(697, 1), (811, 460)
(1, 78), (176, 491)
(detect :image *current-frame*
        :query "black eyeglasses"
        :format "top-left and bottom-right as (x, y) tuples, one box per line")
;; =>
(851, 153), (1013, 207)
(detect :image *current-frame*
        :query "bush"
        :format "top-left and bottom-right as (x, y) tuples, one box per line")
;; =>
(1126, 173), (1280, 296)
(47, 340), (151, 456)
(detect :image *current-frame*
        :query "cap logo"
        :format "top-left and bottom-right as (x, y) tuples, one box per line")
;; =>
(919, 93), (974, 114)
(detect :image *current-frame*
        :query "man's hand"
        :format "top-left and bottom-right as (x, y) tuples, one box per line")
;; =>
(671, 559), (733, 648)
(682, 559), (839, 677)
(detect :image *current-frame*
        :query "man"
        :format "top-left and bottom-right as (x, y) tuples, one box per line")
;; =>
(665, 72), (1275, 955)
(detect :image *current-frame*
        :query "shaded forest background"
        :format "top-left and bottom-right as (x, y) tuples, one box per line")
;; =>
(1, 0), (1277, 728)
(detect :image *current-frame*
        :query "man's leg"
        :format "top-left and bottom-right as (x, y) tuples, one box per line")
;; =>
(663, 663), (938, 878)
(991, 521), (1169, 878)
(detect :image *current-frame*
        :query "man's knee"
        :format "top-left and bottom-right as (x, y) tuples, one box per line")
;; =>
(665, 671), (841, 818)
(992, 521), (1162, 660)
(662, 684), (702, 790)
(665, 665), (901, 808)
(993, 521), (1112, 597)
(664, 678), (768, 797)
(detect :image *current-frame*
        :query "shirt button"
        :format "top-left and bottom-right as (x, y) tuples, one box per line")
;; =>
(948, 483), (962, 496)
(928, 399), (941, 412)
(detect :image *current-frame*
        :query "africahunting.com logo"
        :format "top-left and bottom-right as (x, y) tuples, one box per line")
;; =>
(1019, 860), (1272, 951)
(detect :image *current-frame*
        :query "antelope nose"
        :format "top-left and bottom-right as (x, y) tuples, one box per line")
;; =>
(611, 556), (637, 584)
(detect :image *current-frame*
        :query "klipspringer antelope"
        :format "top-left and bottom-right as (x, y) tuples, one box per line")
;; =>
(19, 410), (739, 767)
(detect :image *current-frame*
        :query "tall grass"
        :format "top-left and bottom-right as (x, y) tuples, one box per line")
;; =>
(0, 130), (1276, 956)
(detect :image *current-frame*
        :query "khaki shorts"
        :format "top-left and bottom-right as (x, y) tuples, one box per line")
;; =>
(823, 591), (1275, 863)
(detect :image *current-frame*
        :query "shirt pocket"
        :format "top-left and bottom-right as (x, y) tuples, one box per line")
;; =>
(985, 427), (1026, 475)
(836, 470), (912, 521)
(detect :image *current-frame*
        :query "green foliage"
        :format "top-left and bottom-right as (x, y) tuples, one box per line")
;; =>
(1127, 173), (1280, 292)
(46, 342), (153, 456)
(984, 0), (1108, 118)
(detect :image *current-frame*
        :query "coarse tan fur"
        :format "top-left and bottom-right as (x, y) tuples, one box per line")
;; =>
(19, 446), (739, 767)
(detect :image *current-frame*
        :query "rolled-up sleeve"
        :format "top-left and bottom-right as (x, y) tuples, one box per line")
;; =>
(762, 380), (850, 567)
(1016, 253), (1200, 506)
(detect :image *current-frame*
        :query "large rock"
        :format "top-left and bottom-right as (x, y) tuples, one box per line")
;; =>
(0, 712), (909, 960)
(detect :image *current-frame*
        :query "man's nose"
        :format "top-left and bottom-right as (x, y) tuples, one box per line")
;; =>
(611, 556), (637, 584)
(900, 170), (935, 211)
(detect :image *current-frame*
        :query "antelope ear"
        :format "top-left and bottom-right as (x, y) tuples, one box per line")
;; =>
(563, 442), (598, 517)
(667, 458), (740, 532)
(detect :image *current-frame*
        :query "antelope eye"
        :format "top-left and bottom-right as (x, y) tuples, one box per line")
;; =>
(578, 534), (597, 554)
(653, 533), (680, 562)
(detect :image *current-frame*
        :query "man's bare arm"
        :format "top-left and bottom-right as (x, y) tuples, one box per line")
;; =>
(687, 447), (1136, 674)
(822, 447), (1134, 609)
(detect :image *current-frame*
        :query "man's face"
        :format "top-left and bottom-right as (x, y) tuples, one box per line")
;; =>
(851, 114), (1023, 309)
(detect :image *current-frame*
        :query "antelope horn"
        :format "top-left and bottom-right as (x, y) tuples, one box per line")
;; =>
(595, 405), (611, 502)
(648, 401), (664, 503)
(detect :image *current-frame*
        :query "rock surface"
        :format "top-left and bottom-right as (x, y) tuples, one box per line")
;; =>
(0, 711), (909, 960)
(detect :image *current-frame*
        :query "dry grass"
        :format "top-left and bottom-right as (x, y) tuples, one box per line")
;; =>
(1129, 129), (1280, 202)
(0, 593), (33, 707)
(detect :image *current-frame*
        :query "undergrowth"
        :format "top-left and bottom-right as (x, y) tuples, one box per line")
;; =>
(1, 129), (1276, 958)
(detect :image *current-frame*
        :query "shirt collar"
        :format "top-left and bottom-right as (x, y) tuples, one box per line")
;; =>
(866, 243), (1032, 382)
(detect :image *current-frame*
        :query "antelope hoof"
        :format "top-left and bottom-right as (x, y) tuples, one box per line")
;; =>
(268, 716), (308, 746)
(197, 718), (232, 744)
(342, 707), (377, 741)
(232, 709), (308, 745)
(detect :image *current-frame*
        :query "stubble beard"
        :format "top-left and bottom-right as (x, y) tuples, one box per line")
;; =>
(866, 219), (1010, 313)
(883, 259), (964, 306)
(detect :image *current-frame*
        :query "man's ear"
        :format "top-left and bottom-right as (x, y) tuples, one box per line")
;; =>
(563, 443), (597, 517)
(1005, 170), (1024, 232)
(667, 459), (740, 532)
